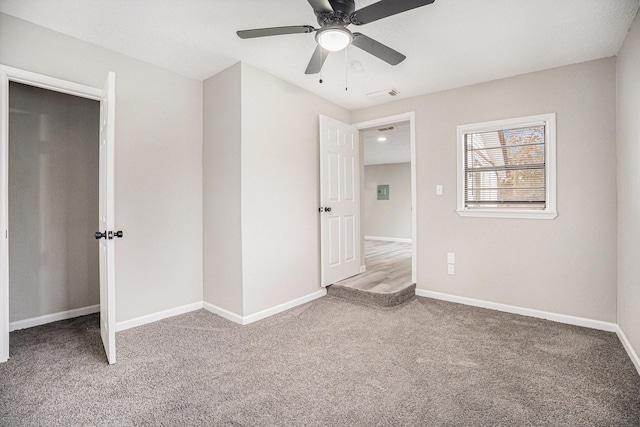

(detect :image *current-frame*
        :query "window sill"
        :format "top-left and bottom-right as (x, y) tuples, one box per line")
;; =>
(456, 209), (558, 220)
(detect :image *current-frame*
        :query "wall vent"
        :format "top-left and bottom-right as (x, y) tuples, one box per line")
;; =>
(366, 88), (400, 100)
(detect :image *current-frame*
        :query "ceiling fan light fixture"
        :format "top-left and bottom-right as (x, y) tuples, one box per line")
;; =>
(316, 27), (353, 52)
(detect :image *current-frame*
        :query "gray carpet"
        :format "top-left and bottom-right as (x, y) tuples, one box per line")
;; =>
(1, 296), (639, 426)
(327, 283), (416, 307)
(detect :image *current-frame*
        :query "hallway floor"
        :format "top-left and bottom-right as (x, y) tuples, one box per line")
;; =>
(334, 239), (412, 293)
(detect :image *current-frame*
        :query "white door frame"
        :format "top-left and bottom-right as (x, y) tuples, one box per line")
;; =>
(0, 65), (105, 363)
(353, 112), (417, 285)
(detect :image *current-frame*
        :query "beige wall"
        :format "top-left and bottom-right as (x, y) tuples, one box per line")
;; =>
(617, 11), (640, 362)
(364, 163), (412, 240)
(202, 62), (349, 318)
(2, 12), (631, 336)
(240, 63), (350, 316)
(202, 63), (243, 315)
(352, 58), (618, 322)
(9, 83), (99, 321)
(1, 13), (204, 324)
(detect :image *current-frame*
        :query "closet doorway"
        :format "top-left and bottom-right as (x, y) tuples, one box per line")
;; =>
(0, 67), (117, 364)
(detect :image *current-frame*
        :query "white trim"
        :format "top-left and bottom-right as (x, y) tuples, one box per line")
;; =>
(416, 290), (617, 332)
(115, 302), (203, 332)
(9, 305), (100, 332)
(354, 112), (417, 284)
(202, 302), (244, 325)
(456, 113), (557, 220)
(0, 69), (8, 362)
(204, 289), (327, 326)
(360, 265), (366, 273)
(0, 65), (101, 100)
(365, 236), (412, 243)
(616, 325), (640, 376)
(242, 289), (326, 325)
(456, 209), (558, 220)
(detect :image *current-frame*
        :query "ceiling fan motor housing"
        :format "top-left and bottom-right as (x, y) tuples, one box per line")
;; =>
(316, 0), (356, 27)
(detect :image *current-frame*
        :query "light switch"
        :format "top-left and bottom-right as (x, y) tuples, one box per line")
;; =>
(448, 264), (455, 275)
(436, 185), (443, 196)
(447, 252), (455, 264)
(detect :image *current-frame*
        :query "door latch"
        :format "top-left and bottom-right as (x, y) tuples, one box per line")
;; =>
(95, 230), (124, 240)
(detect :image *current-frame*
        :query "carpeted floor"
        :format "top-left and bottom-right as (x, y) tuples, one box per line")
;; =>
(1, 296), (639, 426)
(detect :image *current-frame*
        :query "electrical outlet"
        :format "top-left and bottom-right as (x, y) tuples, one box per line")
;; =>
(447, 264), (455, 275)
(447, 252), (455, 264)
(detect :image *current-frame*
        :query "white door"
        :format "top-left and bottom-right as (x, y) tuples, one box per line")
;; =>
(319, 115), (360, 286)
(98, 72), (116, 364)
(0, 69), (8, 363)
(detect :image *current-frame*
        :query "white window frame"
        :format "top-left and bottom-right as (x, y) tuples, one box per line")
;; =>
(456, 113), (557, 220)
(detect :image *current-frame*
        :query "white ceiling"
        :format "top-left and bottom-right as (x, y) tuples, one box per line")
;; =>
(363, 121), (411, 166)
(1, 0), (638, 110)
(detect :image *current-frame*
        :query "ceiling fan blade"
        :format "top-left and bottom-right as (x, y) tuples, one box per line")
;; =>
(307, 0), (334, 13)
(305, 45), (330, 74)
(351, 33), (406, 65)
(237, 25), (315, 39)
(351, 0), (435, 25)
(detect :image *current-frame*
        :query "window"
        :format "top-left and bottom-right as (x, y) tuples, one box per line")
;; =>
(456, 113), (557, 219)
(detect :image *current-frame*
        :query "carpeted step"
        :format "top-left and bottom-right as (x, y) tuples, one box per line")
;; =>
(326, 282), (416, 307)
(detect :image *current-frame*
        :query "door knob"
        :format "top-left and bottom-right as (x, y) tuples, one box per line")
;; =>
(318, 207), (331, 213)
(95, 230), (123, 239)
(324, 207), (332, 212)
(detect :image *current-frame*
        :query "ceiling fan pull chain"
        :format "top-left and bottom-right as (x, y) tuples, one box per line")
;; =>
(344, 48), (348, 91)
(319, 49), (324, 84)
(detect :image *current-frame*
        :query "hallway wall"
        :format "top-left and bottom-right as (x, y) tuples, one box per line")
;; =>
(363, 162), (412, 240)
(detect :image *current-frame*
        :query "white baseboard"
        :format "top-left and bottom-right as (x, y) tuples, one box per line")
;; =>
(116, 301), (203, 332)
(365, 236), (412, 243)
(360, 265), (366, 273)
(9, 304), (100, 332)
(243, 289), (326, 325)
(616, 325), (640, 376)
(202, 302), (244, 324)
(204, 289), (327, 326)
(415, 290), (617, 332)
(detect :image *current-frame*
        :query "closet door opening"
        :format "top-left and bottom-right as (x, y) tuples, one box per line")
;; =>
(8, 81), (100, 353)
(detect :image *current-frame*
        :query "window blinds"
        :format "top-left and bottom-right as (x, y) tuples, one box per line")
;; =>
(464, 124), (546, 209)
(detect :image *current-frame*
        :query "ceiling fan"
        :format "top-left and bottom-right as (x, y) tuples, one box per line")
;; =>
(237, 0), (435, 75)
